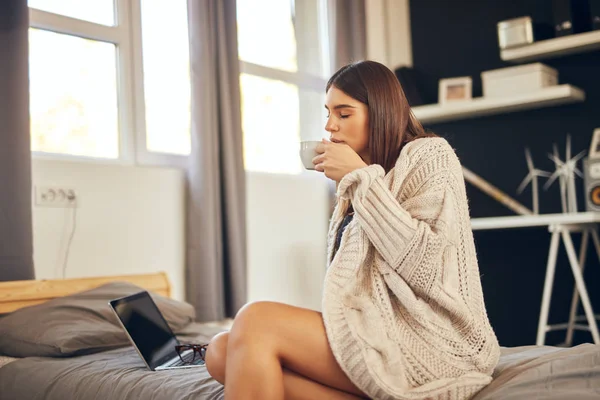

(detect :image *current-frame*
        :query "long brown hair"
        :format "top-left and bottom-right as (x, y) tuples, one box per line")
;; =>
(326, 60), (435, 173)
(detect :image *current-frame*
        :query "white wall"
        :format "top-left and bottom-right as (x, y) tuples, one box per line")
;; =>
(31, 159), (332, 312)
(31, 159), (186, 301)
(246, 171), (331, 311)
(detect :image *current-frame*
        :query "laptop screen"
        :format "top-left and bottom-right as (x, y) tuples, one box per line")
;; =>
(110, 291), (180, 370)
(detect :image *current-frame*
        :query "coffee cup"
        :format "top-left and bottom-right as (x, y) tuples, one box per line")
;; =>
(299, 141), (321, 170)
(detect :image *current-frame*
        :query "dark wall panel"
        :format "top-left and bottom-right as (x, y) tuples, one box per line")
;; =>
(411, 0), (600, 346)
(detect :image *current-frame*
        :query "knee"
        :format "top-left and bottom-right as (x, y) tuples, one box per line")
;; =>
(204, 331), (229, 384)
(229, 301), (278, 347)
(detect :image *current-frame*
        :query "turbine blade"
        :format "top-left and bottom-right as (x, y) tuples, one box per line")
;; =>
(572, 150), (587, 163)
(525, 148), (534, 170)
(548, 153), (565, 166)
(544, 171), (561, 190)
(517, 174), (533, 194)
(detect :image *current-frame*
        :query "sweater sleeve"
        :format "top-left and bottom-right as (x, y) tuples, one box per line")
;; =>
(336, 151), (456, 290)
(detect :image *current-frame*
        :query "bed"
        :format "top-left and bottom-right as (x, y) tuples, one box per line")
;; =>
(0, 273), (226, 399)
(0, 273), (599, 400)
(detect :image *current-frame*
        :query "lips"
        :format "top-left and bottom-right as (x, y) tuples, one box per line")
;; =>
(330, 138), (344, 144)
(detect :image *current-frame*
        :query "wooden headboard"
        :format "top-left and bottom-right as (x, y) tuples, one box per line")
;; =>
(0, 272), (171, 314)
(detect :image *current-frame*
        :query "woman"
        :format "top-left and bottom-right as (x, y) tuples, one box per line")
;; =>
(203, 60), (500, 400)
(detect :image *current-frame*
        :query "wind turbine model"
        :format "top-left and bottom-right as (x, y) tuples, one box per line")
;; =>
(517, 148), (551, 214)
(544, 135), (586, 213)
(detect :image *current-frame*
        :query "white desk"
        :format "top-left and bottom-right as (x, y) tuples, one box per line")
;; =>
(471, 212), (600, 231)
(470, 212), (600, 346)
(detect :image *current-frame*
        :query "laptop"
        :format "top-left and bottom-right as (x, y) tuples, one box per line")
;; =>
(109, 291), (205, 371)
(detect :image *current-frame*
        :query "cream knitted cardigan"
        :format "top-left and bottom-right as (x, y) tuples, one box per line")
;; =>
(322, 137), (500, 400)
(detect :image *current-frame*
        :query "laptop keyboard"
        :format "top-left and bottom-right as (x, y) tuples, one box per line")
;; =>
(170, 351), (205, 367)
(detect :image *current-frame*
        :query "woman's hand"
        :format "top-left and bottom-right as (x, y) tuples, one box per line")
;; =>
(312, 139), (368, 182)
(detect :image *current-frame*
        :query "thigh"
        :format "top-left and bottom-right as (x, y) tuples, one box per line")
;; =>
(230, 301), (367, 398)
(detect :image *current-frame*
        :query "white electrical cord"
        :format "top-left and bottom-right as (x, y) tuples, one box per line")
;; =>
(60, 191), (78, 279)
(61, 206), (77, 279)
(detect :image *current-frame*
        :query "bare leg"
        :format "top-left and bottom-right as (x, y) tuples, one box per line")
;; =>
(206, 331), (365, 400)
(204, 302), (369, 400)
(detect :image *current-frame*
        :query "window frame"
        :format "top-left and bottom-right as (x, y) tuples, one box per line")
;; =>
(28, 1), (189, 168)
(29, 3), (137, 165)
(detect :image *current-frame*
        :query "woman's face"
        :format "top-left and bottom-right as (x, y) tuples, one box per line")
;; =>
(324, 86), (370, 163)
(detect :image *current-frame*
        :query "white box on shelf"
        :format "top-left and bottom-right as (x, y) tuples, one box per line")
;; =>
(481, 63), (558, 98)
(497, 16), (534, 49)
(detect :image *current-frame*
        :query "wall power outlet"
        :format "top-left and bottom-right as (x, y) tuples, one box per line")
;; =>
(34, 186), (78, 208)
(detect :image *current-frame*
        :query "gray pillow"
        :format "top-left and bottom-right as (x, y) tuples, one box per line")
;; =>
(0, 281), (195, 358)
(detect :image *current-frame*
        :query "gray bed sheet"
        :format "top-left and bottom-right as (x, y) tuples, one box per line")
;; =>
(473, 343), (600, 400)
(0, 322), (225, 400)
(1, 324), (599, 400)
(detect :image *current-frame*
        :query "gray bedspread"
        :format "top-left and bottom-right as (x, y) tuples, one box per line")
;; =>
(473, 344), (600, 400)
(0, 322), (225, 400)
(1, 327), (599, 399)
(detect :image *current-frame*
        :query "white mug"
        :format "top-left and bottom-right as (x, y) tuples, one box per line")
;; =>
(299, 141), (321, 170)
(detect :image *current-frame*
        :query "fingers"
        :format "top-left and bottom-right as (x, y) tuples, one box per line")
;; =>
(312, 153), (325, 166)
(313, 153), (325, 172)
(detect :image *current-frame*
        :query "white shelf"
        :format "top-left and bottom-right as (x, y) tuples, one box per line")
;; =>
(412, 84), (585, 125)
(501, 30), (600, 63)
(471, 212), (600, 231)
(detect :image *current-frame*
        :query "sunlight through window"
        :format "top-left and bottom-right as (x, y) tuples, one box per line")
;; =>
(29, 29), (119, 159)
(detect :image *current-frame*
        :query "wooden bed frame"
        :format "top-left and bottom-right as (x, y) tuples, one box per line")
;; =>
(0, 272), (171, 314)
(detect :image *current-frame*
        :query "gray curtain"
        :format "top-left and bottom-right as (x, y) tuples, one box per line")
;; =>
(185, 0), (247, 321)
(0, 0), (35, 282)
(328, 0), (367, 71)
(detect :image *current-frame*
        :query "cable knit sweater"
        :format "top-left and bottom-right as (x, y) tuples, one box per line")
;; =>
(322, 137), (500, 400)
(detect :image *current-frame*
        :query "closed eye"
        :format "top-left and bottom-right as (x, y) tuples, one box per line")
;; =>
(325, 113), (350, 119)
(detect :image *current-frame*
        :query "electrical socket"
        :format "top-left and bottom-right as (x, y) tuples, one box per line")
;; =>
(35, 186), (78, 208)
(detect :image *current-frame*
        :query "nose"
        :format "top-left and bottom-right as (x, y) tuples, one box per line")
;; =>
(325, 117), (338, 133)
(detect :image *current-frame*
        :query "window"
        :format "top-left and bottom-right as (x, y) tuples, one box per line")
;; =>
(29, 0), (330, 168)
(28, 0), (191, 163)
(137, 1), (191, 158)
(240, 74), (300, 173)
(237, 0), (297, 72)
(29, 29), (119, 159)
(237, 0), (330, 174)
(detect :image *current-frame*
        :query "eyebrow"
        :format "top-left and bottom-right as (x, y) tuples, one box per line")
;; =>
(324, 104), (357, 111)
